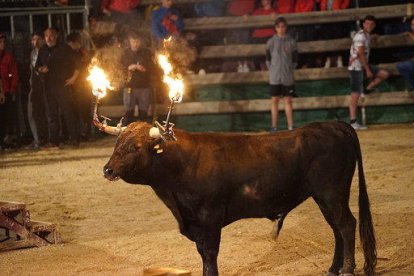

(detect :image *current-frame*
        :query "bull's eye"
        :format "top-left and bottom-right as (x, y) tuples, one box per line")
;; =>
(134, 143), (142, 151)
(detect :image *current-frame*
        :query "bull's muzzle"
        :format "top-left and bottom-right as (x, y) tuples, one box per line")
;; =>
(103, 165), (120, 181)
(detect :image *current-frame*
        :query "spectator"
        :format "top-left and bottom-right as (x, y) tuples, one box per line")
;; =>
(266, 17), (297, 132)
(27, 32), (47, 150)
(317, 0), (350, 68)
(227, 0), (254, 16)
(194, 0), (225, 17)
(348, 15), (390, 130)
(252, 0), (277, 43)
(396, 16), (414, 91)
(252, 0), (277, 70)
(121, 31), (154, 125)
(36, 29), (82, 147)
(101, 0), (140, 25)
(74, 29), (95, 141)
(318, 0), (349, 10)
(151, 0), (184, 40)
(274, 0), (294, 14)
(294, 0), (316, 13)
(0, 33), (19, 150)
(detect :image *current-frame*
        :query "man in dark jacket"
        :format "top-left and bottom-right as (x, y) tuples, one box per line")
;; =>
(36, 28), (81, 147)
(121, 31), (154, 125)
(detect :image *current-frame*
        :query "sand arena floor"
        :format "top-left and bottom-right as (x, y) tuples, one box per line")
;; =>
(0, 124), (414, 275)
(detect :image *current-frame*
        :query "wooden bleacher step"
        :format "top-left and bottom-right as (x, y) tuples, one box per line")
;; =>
(0, 200), (61, 251)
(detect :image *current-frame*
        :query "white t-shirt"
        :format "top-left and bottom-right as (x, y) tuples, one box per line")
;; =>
(348, 30), (370, 71)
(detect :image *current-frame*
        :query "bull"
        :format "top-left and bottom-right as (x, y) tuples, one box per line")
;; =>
(97, 120), (376, 276)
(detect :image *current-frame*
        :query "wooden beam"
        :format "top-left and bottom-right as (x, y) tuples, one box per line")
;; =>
(141, 0), (209, 5)
(184, 4), (409, 30)
(199, 34), (414, 59)
(186, 62), (398, 86)
(100, 91), (414, 117)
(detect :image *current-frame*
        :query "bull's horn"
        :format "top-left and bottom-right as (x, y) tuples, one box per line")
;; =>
(93, 118), (125, 136)
(149, 127), (161, 138)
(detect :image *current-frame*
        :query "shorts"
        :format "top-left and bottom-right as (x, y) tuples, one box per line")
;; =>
(349, 65), (379, 93)
(270, 84), (295, 97)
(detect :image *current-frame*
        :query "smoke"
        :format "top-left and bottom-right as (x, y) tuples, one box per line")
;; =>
(157, 37), (197, 75)
(90, 44), (126, 90)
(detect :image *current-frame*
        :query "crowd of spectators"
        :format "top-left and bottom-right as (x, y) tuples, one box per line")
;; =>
(1, 0), (414, 150)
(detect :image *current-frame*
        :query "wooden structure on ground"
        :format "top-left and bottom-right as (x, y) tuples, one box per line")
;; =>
(0, 201), (61, 251)
(144, 267), (191, 276)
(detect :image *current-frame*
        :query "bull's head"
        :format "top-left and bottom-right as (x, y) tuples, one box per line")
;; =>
(102, 122), (163, 184)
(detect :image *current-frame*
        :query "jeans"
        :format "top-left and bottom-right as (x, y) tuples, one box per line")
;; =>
(396, 60), (414, 90)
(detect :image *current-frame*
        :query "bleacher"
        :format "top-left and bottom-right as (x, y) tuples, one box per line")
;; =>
(99, 3), (414, 131)
(2, 2), (414, 131)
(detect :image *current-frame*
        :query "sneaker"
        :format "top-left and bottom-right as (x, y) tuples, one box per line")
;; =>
(25, 142), (40, 150)
(324, 58), (331, 68)
(288, 126), (294, 131)
(351, 122), (367, 130)
(337, 56), (343, 68)
(269, 127), (278, 133)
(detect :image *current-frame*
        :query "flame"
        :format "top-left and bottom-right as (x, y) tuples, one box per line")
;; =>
(87, 65), (113, 99)
(157, 53), (184, 103)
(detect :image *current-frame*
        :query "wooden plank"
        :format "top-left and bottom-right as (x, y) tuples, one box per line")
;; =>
(144, 267), (191, 276)
(100, 91), (414, 117)
(0, 201), (26, 213)
(186, 62), (398, 86)
(184, 4), (408, 30)
(199, 34), (414, 59)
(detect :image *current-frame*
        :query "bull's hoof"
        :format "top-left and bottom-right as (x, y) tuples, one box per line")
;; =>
(326, 272), (338, 276)
(340, 273), (355, 276)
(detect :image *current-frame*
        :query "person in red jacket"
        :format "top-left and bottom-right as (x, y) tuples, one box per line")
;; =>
(252, 0), (277, 43)
(252, 0), (277, 70)
(0, 33), (19, 149)
(274, 0), (294, 14)
(318, 0), (350, 11)
(101, 0), (141, 31)
(294, 0), (315, 13)
(317, 0), (350, 68)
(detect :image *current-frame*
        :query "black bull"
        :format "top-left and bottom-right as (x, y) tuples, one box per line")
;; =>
(103, 121), (376, 276)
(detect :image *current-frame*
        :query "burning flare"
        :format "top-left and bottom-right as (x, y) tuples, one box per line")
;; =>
(157, 53), (184, 103)
(87, 65), (113, 99)
(87, 64), (124, 136)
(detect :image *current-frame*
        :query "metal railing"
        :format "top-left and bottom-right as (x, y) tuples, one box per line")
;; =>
(0, 2), (90, 38)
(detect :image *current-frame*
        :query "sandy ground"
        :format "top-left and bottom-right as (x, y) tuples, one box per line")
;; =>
(0, 124), (413, 276)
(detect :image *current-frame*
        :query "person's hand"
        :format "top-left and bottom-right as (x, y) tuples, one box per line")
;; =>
(128, 64), (137, 71)
(39, 66), (48, 73)
(370, 34), (379, 41)
(102, 8), (111, 16)
(170, 14), (178, 21)
(136, 64), (146, 72)
(0, 92), (5, 104)
(65, 76), (76, 86)
(366, 69), (374, 79)
(404, 31), (414, 40)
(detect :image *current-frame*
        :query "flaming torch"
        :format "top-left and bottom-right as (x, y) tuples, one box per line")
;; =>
(152, 52), (185, 141)
(87, 64), (125, 136)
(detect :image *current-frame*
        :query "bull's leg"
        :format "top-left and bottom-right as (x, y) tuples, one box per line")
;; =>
(314, 198), (344, 275)
(195, 228), (221, 276)
(314, 197), (356, 275)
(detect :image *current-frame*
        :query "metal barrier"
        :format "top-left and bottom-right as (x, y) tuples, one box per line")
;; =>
(0, 2), (90, 38)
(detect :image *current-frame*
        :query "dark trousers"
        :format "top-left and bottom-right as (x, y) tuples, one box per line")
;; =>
(0, 93), (18, 146)
(74, 81), (93, 139)
(44, 79), (80, 144)
(28, 75), (48, 145)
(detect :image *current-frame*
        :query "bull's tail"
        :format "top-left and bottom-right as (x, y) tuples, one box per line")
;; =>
(350, 126), (377, 276)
